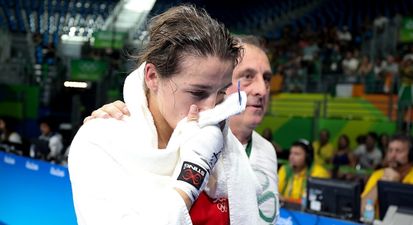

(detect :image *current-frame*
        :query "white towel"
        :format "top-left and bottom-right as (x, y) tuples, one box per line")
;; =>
(123, 63), (261, 224)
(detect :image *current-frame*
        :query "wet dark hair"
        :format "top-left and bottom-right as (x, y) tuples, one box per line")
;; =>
(138, 5), (241, 79)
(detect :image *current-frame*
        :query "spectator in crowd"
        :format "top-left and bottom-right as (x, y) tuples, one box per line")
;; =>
(374, 15), (389, 33)
(332, 134), (356, 179)
(270, 67), (284, 94)
(0, 116), (22, 144)
(360, 134), (413, 217)
(402, 45), (413, 62)
(284, 54), (306, 92)
(337, 26), (352, 47)
(278, 139), (330, 202)
(373, 15), (390, 58)
(383, 55), (399, 93)
(358, 55), (375, 92)
(354, 132), (383, 170)
(31, 117), (64, 161)
(378, 133), (390, 159)
(373, 57), (387, 83)
(400, 58), (413, 85)
(326, 43), (343, 74)
(355, 134), (367, 147)
(358, 56), (373, 77)
(342, 51), (360, 82)
(312, 129), (335, 165)
(302, 39), (319, 62)
(70, 7), (279, 224)
(262, 127), (283, 156)
(398, 57), (413, 107)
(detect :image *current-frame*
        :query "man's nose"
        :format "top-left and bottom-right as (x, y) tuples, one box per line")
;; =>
(251, 77), (267, 96)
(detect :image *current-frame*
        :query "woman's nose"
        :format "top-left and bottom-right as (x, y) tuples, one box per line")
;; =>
(198, 95), (217, 111)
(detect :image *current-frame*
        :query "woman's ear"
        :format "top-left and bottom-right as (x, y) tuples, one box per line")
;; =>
(144, 63), (159, 92)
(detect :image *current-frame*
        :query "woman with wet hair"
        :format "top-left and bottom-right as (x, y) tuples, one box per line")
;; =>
(69, 5), (262, 225)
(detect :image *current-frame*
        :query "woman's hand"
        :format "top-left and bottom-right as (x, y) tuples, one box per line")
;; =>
(173, 104), (224, 209)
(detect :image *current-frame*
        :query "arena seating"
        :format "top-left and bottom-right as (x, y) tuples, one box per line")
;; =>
(269, 93), (390, 121)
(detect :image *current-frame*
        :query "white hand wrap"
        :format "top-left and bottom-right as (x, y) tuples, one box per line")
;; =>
(172, 91), (246, 203)
(172, 124), (224, 203)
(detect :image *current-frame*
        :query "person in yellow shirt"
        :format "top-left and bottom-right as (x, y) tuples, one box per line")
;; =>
(279, 139), (330, 202)
(312, 129), (335, 165)
(361, 134), (413, 218)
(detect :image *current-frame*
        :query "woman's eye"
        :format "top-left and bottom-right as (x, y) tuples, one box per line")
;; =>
(189, 91), (208, 99)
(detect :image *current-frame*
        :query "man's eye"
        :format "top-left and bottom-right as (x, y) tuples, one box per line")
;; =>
(244, 74), (254, 80)
(264, 75), (272, 82)
(216, 90), (227, 104)
(218, 90), (227, 95)
(239, 73), (255, 84)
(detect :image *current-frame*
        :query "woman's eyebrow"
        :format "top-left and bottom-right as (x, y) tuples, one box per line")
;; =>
(189, 84), (212, 90)
(189, 82), (231, 90)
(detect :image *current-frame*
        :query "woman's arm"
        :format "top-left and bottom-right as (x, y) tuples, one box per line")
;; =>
(69, 122), (192, 225)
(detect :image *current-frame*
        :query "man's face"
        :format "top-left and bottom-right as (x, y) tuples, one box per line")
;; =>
(227, 44), (272, 129)
(387, 140), (410, 168)
(289, 146), (306, 169)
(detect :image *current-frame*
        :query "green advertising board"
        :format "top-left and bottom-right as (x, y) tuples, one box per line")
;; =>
(92, 31), (127, 49)
(400, 17), (413, 43)
(71, 59), (108, 81)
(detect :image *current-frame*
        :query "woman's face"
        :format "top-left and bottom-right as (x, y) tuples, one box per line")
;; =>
(338, 136), (348, 149)
(289, 146), (306, 168)
(149, 55), (233, 129)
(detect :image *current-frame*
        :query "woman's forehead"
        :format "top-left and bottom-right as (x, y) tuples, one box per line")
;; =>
(170, 55), (233, 84)
(291, 146), (305, 153)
